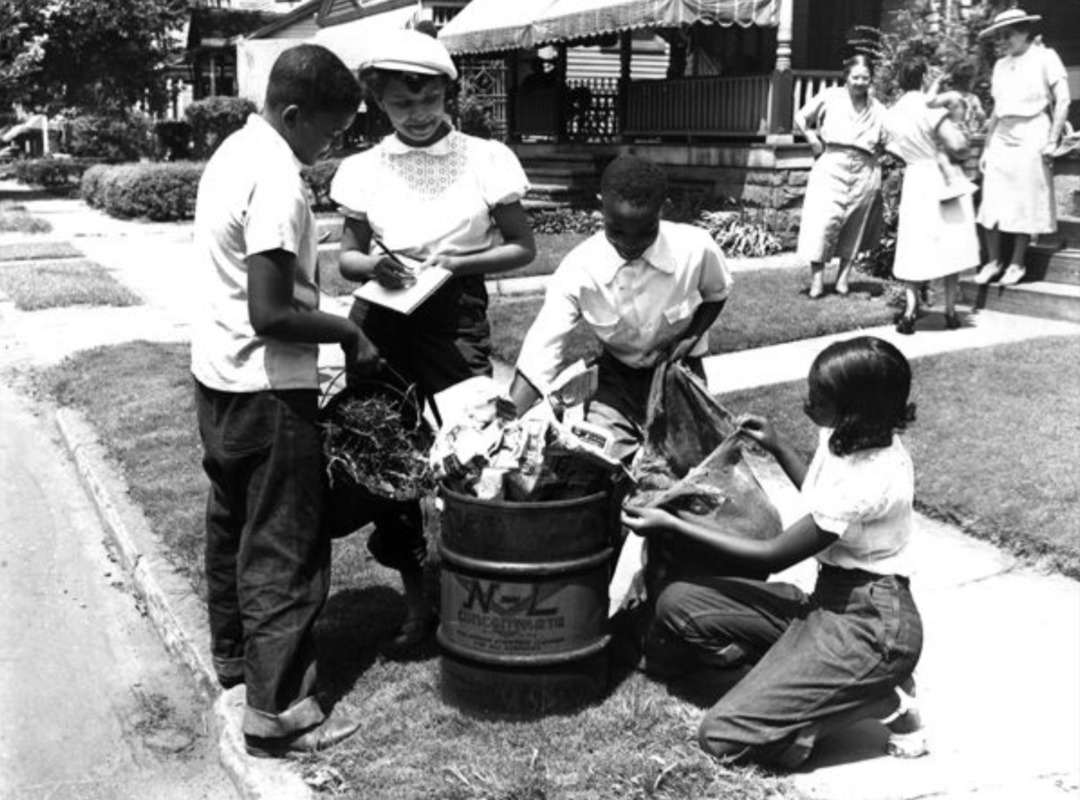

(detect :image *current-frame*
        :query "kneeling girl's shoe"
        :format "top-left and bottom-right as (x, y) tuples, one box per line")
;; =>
(881, 683), (929, 759)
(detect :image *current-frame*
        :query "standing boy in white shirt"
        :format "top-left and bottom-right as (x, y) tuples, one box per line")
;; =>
(510, 155), (733, 465)
(191, 44), (379, 758)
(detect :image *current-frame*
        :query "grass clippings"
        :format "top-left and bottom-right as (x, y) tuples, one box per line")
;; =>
(321, 391), (434, 501)
(0, 258), (141, 310)
(0, 202), (52, 234)
(722, 335), (1080, 578)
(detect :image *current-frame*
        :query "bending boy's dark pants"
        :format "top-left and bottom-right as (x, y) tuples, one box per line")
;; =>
(648, 568), (922, 766)
(196, 381), (329, 738)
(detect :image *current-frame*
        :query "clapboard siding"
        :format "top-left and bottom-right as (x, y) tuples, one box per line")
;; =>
(566, 43), (669, 81)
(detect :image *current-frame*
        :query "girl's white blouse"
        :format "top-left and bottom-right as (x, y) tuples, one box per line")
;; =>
(330, 130), (529, 261)
(802, 428), (915, 576)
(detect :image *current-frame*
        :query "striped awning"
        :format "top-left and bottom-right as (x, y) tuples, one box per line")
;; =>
(440, 0), (779, 55)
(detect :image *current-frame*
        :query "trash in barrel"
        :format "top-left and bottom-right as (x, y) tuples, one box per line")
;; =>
(437, 483), (617, 714)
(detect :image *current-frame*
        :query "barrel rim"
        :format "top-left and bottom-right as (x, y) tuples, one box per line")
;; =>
(439, 482), (611, 511)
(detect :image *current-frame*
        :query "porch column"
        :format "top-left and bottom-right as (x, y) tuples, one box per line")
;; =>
(767, 0), (795, 142)
(617, 31), (631, 141)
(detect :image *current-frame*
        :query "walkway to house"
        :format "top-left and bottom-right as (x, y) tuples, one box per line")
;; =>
(2, 183), (1078, 800)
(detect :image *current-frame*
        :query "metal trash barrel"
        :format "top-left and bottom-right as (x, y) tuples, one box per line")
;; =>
(437, 484), (615, 714)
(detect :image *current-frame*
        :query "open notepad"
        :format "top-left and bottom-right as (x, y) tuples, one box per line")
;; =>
(352, 257), (452, 315)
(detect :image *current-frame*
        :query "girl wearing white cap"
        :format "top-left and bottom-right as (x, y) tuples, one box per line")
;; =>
(330, 29), (536, 648)
(973, 8), (1071, 287)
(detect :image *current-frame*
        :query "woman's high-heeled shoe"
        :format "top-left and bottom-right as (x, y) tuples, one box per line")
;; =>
(896, 314), (916, 335)
(944, 312), (961, 330)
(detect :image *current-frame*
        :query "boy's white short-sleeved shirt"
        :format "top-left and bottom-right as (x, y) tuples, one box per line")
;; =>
(191, 114), (320, 392)
(329, 129), (528, 261)
(516, 221), (732, 392)
(803, 428), (915, 576)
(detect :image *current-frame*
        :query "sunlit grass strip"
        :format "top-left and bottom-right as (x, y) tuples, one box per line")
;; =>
(0, 258), (141, 310)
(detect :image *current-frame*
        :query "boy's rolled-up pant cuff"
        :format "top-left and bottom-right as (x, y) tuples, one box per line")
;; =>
(243, 695), (325, 738)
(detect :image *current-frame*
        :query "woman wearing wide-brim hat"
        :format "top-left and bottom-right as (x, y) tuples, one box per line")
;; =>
(973, 8), (1071, 287)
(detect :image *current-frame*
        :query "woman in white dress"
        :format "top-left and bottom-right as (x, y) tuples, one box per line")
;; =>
(795, 55), (887, 299)
(974, 8), (1071, 286)
(885, 58), (980, 334)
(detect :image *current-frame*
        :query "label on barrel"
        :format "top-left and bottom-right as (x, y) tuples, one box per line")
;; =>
(441, 567), (607, 656)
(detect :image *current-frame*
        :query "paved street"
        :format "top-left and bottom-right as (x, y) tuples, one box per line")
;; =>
(0, 365), (231, 797)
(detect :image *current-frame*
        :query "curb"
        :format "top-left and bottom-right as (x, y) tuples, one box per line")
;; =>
(53, 407), (314, 800)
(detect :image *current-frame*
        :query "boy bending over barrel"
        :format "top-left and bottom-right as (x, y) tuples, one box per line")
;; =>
(508, 155), (732, 465)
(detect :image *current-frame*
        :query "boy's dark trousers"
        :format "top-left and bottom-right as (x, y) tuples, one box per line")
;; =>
(196, 381), (330, 738)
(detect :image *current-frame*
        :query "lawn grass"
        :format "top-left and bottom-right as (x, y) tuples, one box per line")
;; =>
(721, 336), (1080, 578)
(0, 202), (52, 234)
(488, 267), (897, 366)
(36, 342), (207, 592)
(35, 331), (1080, 796)
(35, 339), (803, 799)
(0, 258), (142, 310)
(0, 240), (82, 261)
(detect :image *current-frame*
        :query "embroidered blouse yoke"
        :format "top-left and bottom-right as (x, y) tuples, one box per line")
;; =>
(330, 130), (529, 260)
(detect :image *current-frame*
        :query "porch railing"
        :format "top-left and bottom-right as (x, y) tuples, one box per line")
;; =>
(623, 75), (773, 138)
(565, 77), (620, 142)
(792, 70), (843, 117)
(511, 69), (844, 142)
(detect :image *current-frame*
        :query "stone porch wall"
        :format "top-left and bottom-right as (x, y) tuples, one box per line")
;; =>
(516, 142), (815, 248)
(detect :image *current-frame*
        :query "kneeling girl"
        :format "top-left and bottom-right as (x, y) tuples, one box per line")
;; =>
(622, 336), (925, 767)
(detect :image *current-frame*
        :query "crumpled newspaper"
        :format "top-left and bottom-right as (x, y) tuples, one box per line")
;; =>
(429, 376), (622, 502)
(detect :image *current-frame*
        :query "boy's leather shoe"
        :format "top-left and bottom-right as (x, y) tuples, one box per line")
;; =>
(245, 714), (361, 759)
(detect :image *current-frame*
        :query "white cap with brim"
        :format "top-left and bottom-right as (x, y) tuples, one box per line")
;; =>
(360, 29), (458, 80)
(978, 8), (1043, 38)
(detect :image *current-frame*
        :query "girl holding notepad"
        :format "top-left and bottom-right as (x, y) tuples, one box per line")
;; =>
(329, 29), (535, 648)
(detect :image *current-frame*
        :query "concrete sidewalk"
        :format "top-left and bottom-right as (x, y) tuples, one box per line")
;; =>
(3, 188), (1078, 799)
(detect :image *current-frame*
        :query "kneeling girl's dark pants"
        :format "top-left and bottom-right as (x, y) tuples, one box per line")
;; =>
(196, 381), (329, 738)
(648, 566), (922, 766)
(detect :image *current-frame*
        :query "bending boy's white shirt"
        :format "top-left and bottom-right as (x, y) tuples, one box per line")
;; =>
(516, 221), (732, 393)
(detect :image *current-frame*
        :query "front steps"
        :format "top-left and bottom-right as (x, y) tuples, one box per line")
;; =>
(960, 215), (1080, 324)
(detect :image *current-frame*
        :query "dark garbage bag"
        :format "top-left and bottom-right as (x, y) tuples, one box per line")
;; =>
(627, 362), (783, 590)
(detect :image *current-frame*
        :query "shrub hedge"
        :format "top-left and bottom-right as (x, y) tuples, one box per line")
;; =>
(185, 97), (256, 159)
(80, 157), (346, 221)
(155, 120), (192, 161)
(81, 162), (204, 221)
(13, 158), (98, 194)
(67, 111), (156, 162)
